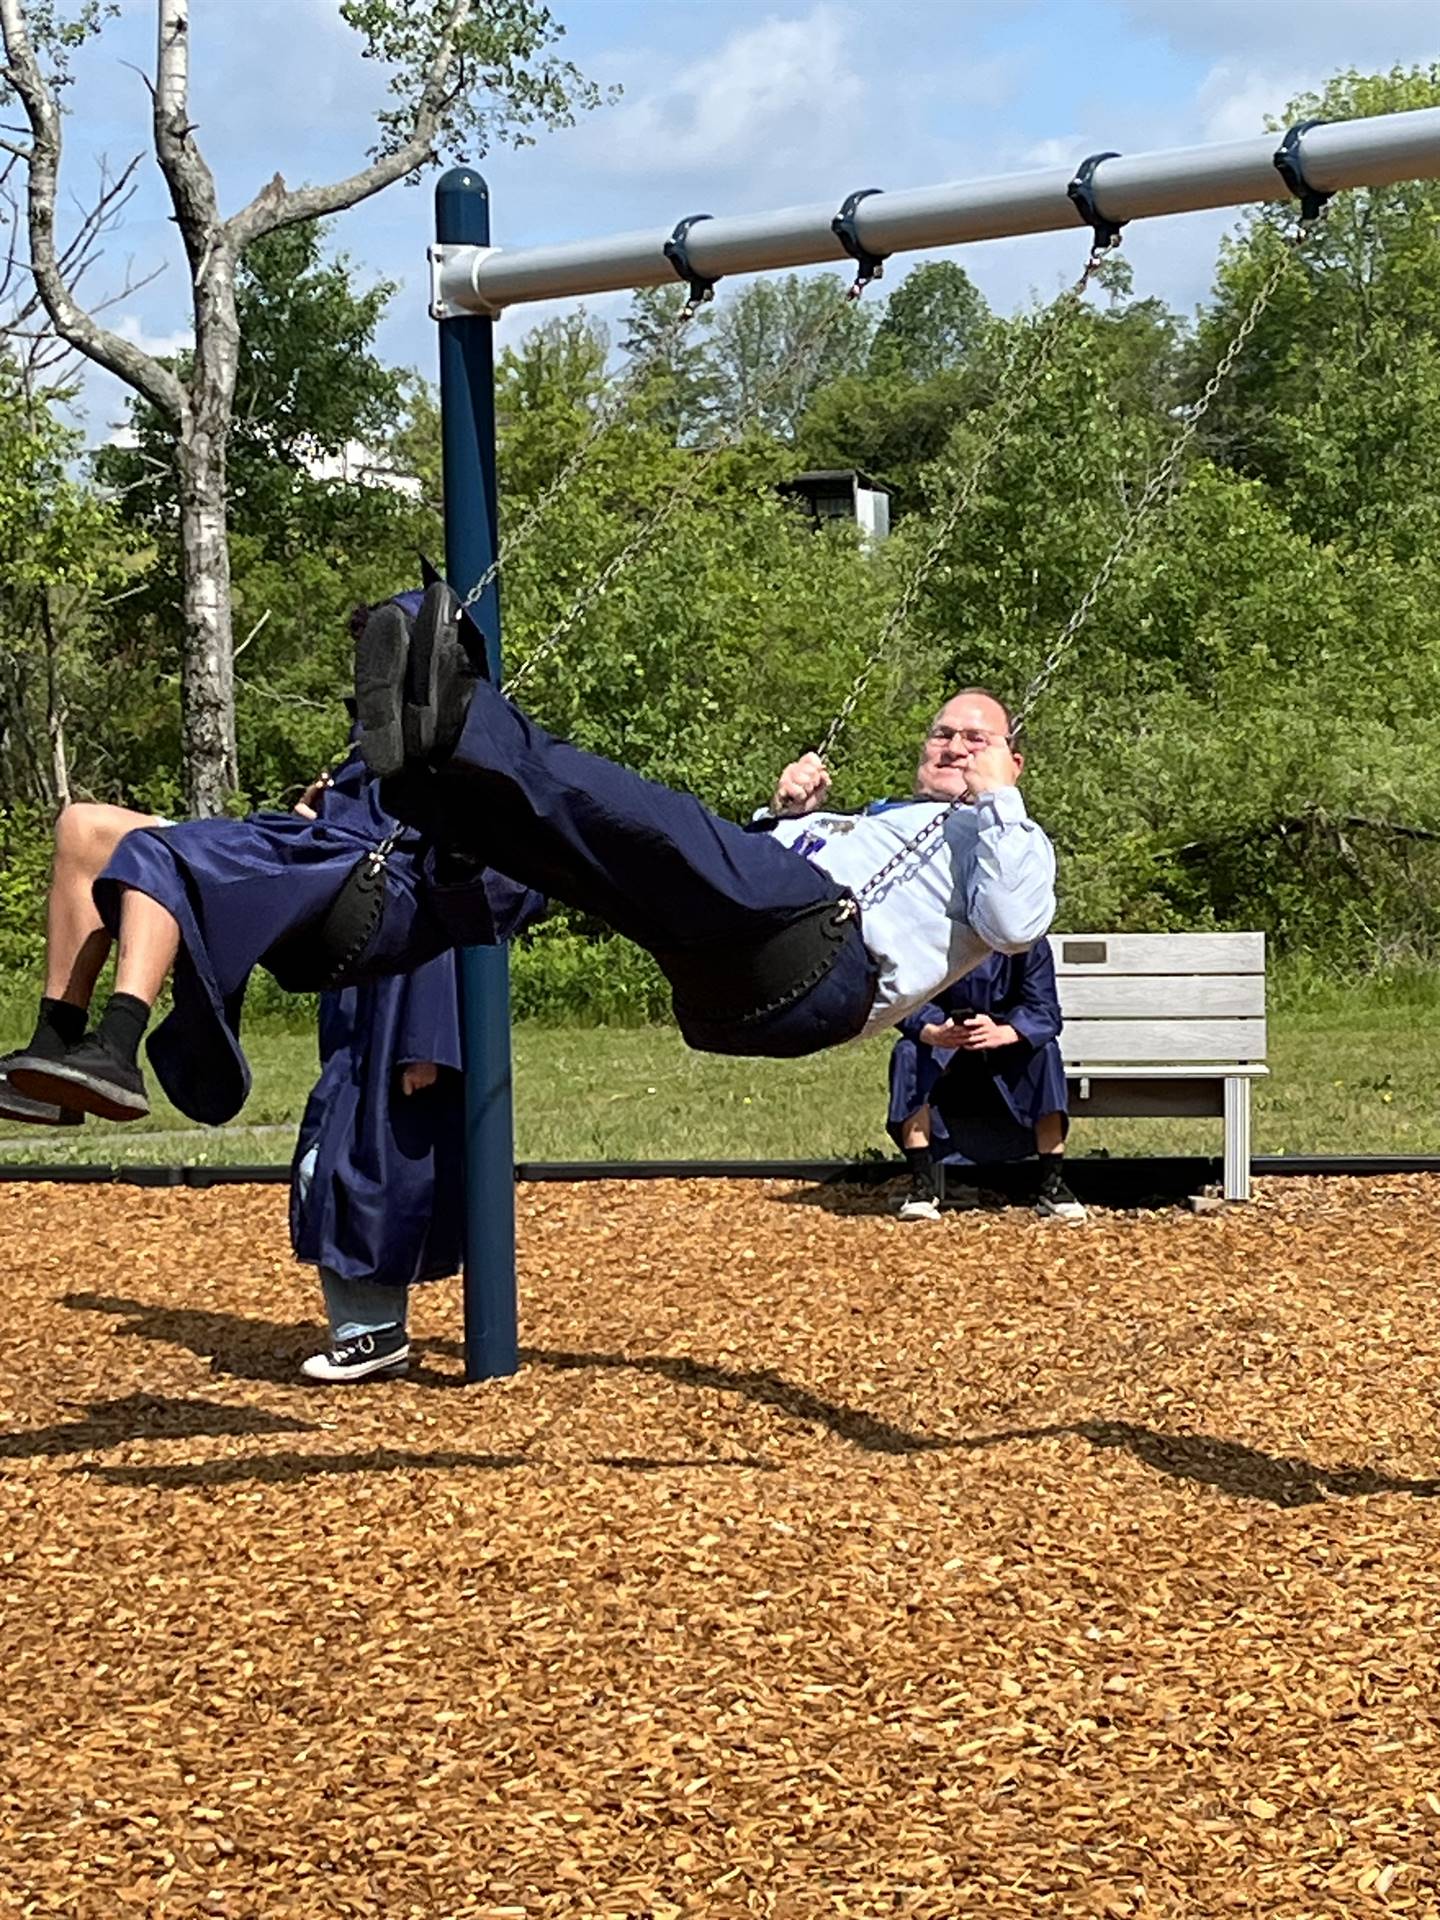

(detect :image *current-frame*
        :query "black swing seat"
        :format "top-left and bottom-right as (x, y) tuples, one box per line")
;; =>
(653, 893), (858, 1028)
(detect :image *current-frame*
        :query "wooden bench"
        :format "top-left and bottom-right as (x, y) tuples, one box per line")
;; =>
(1055, 931), (1267, 1202)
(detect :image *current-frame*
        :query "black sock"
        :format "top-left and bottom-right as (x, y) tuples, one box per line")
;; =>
(95, 992), (151, 1068)
(903, 1145), (935, 1193)
(1038, 1156), (1065, 1193)
(27, 996), (88, 1059)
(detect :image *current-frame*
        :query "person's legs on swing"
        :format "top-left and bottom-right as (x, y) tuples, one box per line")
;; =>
(0, 803), (166, 1125)
(358, 591), (880, 1058)
(10, 885), (180, 1121)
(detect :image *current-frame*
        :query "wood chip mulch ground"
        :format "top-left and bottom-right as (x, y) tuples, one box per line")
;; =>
(4, 1173), (1440, 1918)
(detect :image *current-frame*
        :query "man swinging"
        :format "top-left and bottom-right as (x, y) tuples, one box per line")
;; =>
(7, 582), (1054, 1118)
(356, 581), (1057, 1059)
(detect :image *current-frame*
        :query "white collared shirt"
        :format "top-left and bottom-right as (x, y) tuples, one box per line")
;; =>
(768, 789), (1057, 1038)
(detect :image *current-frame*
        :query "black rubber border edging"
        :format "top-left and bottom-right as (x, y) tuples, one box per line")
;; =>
(2, 1155), (1440, 1191)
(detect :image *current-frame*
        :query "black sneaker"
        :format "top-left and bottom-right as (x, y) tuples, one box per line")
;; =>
(1035, 1164), (1087, 1223)
(0, 1052), (82, 1127)
(8, 1036), (150, 1122)
(403, 580), (477, 768)
(355, 599), (411, 779)
(301, 1325), (410, 1383)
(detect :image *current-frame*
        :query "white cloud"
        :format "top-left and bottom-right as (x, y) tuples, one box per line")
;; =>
(1117, 0), (1439, 67)
(581, 5), (864, 176)
(1015, 134), (1088, 171)
(113, 314), (193, 359)
(1194, 63), (1330, 143)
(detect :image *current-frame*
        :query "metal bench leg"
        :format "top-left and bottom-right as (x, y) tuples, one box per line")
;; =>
(1223, 1075), (1252, 1202)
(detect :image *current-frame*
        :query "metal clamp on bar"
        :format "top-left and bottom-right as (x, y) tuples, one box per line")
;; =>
(832, 187), (889, 296)
(1274, 119), (1332, 222)
(1067, 152), (1125, 252)
(429, 242), (504, 321)
(664, 213), (719, 318)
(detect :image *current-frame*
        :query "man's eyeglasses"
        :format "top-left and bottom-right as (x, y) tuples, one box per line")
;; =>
(925, 725), (1011, 751)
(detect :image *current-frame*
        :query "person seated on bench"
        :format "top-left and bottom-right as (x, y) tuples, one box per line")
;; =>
(352, 581), (1057, 1061)
(886, 936), (1085, 1224)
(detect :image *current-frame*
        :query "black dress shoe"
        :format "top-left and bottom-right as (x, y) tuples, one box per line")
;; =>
(9, 1036), (150, 1122)
(354, 599), (411, 778)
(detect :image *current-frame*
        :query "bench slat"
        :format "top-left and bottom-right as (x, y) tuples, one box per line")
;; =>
(1057, 975), (1264, 1019)
(1054, 932), (1264, 975)
(1060, 1016), (1267, 1063)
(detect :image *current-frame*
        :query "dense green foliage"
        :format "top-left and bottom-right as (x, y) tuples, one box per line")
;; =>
(4, 67), (1440, 1012)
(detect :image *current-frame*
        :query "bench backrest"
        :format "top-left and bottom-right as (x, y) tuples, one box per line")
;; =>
(1052, 932), (1266, 1067)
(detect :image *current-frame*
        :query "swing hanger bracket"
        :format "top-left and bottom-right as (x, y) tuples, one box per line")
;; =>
(1273, 119), (1332, 225)
(664, 213), (720, 318)
(428, 242), (503, 321)
(1067, 152), (1126, 256)
(832, 187), (890, 297)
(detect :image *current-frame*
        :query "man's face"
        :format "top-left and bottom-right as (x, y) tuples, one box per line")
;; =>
(914, 693), (1021, 802)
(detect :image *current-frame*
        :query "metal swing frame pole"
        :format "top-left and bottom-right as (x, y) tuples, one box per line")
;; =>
(434, 167), (518, 1384)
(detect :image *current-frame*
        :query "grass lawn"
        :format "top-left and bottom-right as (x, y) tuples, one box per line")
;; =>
(0, 970), (1435, 1167)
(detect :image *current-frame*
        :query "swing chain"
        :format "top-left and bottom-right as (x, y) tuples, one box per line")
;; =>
(1012, 211), (1323, 729)
(839, 208), (1325, 917)
(816, 239), (1112, 764)
(457, 295), (706, 622)
(508, 282), (864, 693)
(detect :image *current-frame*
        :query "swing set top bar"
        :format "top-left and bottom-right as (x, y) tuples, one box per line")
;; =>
(432, 105), (1440, 319)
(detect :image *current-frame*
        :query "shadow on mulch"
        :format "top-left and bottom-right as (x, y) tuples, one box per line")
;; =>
(784, 1158), (1225, 1216)
(60, 1293), (949, 1455)
(959, 1421), (1440, 1507)
(526, 1345), (948, 1455)
(55, 1293), (1440, 1508)
(1, 1392), (317, 1460)
(63, 1290), (460, 1390)
(74, 1448), (775, 1489)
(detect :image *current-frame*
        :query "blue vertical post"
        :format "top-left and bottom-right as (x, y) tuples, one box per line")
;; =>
(435, 167), (518, 1383)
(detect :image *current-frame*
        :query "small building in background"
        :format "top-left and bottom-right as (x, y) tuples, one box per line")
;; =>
(778, 469), (891, 545)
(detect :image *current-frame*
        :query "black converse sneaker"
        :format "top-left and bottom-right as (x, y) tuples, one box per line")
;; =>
(0, 1052), (82, 1127)
(1035, 1162), (1087, 1223)
(8, 1035), (149, 1122)
(301, 1325), (410, 1384)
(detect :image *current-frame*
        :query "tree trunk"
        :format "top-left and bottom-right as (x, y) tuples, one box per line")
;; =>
(176, 414), (238, 815)
(177, 227), (243, 818)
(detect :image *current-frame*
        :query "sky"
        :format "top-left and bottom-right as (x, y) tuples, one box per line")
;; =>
(30, 0), (1440, 443)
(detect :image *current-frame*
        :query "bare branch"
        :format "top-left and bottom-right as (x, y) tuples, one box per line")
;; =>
(227, 0), (474, 247)
(0, 0), (185, 421)
(232, 606), (270, 659)
(151, 0), (222, 274)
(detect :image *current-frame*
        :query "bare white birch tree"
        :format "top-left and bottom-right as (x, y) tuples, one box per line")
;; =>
(0, 1), (601, 812)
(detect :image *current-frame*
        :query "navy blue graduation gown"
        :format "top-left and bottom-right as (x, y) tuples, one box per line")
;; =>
(290, 948), (465, 1289)
(886, 939), (1069, 1164)
(94, 752), (544, 1126)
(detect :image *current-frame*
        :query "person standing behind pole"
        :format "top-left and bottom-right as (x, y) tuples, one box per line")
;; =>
(291, 943), (466, 1383)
